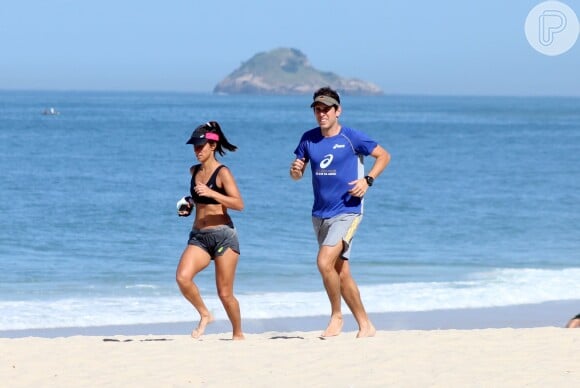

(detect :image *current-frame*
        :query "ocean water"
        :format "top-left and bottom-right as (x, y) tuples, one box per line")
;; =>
(1, 91), (579, 330)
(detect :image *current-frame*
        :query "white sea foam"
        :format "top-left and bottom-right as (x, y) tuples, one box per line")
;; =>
(1, 267), (579, 330)
(125, 284), (158, 289)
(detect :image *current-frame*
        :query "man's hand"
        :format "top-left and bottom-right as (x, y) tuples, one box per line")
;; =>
(348, 179), (368, 198)
(290, 158), (305, 180)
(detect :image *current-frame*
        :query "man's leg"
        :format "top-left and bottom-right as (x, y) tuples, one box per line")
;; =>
(335, 259), (376, 338)
(317, 243), (344, 337)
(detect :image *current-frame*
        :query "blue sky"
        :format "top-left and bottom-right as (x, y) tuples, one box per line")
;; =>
(1, 0), (578, 95)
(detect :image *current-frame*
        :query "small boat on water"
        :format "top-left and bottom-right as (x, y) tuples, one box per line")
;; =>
(42, 107), (60, 115)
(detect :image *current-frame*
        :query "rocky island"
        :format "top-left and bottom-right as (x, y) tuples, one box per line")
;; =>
(213, 48), (383, 96)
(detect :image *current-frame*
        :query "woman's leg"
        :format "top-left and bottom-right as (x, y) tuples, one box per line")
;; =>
(176, 245), (213, 338)
(215, 248), (244, 340)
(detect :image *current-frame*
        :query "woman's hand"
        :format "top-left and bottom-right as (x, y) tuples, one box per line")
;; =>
(176, 196), (194, 217)
(194, 183), (214, 199)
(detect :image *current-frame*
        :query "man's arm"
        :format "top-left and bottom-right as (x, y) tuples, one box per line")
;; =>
(366, 145), (390, 180)
(348, 145), (391, 197)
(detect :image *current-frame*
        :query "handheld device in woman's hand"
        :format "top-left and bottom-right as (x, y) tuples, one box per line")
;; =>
(176, 196), (194, 216)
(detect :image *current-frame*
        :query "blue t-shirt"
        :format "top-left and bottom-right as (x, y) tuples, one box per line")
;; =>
(294, 126), (377, 218)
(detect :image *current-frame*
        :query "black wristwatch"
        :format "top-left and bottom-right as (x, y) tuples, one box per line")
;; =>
(364, 175), (374, 187)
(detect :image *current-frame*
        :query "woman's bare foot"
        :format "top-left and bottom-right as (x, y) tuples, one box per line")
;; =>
(321, 315), (344, 337)
(191, 313), (214, 339)
(232, 333), (245, 340)
(356, 321), (376, 338)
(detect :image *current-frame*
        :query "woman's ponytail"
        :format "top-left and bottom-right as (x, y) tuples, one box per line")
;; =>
(206, 121), (237, 156)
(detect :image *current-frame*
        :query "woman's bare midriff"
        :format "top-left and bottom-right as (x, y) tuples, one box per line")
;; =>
(193, 204), (231, 229)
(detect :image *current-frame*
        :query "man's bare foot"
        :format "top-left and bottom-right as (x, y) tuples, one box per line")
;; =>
(356, 321), (376, 338)
(232, 333), (245, 340)
(191, 313), (214, 339)
(321, 315), (344, 337)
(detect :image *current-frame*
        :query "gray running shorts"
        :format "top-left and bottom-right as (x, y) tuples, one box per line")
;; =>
(188, 224), (240, 258)
(312, 213), (362, 260)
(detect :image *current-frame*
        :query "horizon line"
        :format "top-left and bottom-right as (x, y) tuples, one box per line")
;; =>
(1, 88), (580, 99)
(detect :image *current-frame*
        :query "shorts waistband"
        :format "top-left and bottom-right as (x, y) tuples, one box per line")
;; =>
(192, 223), (234, 234)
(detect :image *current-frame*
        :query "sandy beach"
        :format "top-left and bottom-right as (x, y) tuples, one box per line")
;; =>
(2, 301), (580, 387)
(2, 328), (580, 387)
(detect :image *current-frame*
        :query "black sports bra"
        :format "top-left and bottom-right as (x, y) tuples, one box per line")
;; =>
(190, 165), (228, 205)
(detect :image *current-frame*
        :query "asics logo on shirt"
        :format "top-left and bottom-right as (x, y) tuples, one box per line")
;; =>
(320, 154), (333, 169)
(333, 144), (345, 149)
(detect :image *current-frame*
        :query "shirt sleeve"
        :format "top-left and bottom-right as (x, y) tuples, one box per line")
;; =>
(294, 133), (310, 162)
(350, 128), (378, 156)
